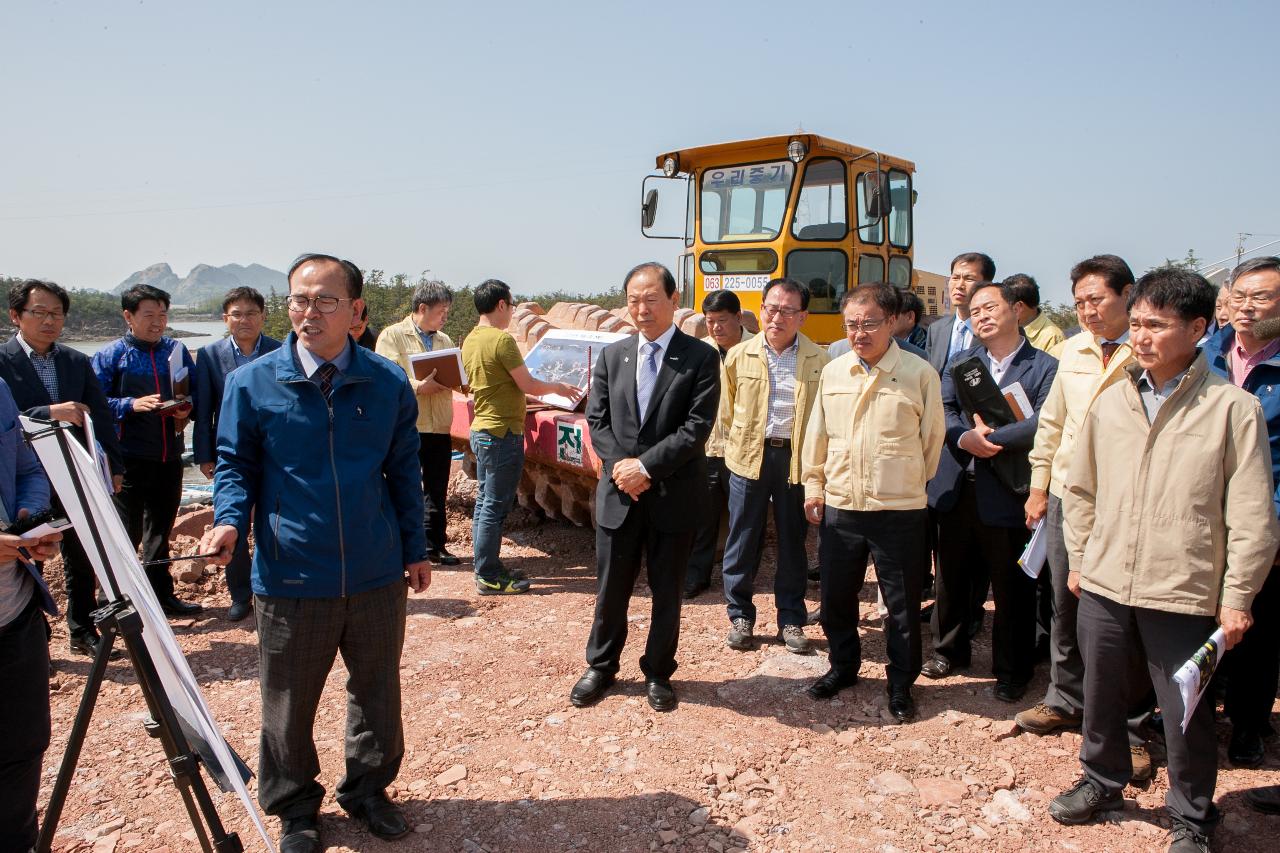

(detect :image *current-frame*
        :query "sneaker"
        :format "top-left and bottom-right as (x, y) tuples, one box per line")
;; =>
(1166, 822), (1209, 853)
(1015, 702), (1082, 735)
(1048, 777), (1124, 825)
(1130, 743), (1154, 782)
(778, 625), (811, 655)
(726, 618), (754, 651)
(475, 574), (531, 595)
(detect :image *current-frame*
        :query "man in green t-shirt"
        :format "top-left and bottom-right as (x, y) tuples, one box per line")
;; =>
(461, 280), (580, 594)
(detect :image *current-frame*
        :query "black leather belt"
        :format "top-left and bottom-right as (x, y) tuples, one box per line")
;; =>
(767, 437), (791, 448)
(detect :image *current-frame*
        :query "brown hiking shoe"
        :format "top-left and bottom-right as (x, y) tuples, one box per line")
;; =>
(1015, 703), (1082, 735)
(1129, 743), (1153, 782)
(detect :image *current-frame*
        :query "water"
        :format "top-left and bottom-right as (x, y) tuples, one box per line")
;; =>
(64, 319), (230, 357)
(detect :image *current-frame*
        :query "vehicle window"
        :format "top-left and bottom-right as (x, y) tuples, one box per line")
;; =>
(680, 253), (694, 309)
(699, 249), (778, 274)
(858, 254), (885, 284)
(888, 255), (912, 289)
(888, 169), (912, 248)
(791, 158), (847, 240)
(786, 249), (848, 314)
(856, 172), (884, 244)
(701, 160), (794, 243)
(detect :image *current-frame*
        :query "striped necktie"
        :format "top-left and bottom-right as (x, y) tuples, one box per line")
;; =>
(636, 341), (659, 421)
(316, 362), (338, 402)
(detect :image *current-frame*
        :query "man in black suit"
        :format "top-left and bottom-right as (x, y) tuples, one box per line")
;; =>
(193, 286), (281, 622)
(570, 262), (720, 712)
(0, 279), (124, 658)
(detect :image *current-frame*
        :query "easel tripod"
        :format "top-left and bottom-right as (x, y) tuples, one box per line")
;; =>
(28, 420), (242, 853)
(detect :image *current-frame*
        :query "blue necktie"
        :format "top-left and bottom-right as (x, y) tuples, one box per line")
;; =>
(636, 341), (659, 422)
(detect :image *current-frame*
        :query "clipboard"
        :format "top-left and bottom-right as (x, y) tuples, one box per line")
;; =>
(409, 348), (468, 390)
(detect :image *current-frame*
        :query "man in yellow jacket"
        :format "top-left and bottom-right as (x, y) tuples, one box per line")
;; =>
(801, 283), (944, 721)
(1005, 274), (1066, 354)
(375, 282), (459, 565)
(1048, 269), (1279, 853)
(720, 278), (828, 654)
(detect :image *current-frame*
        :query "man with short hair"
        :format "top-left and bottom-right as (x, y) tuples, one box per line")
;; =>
(1004, 273), (1066, 354)
(720, 278), (828, 654)
(802, 284), (944, 721)
(1048, 268), (1279, 853)
(351, 303), (377, 350)
(685, 289), (752, 599)
(461, 280), (581, 595)
(200, 253), (432, 852)
(828, 285), (927, 360)
(926, 252), (995, 372)
(193, 286), (281, 622)
(923, 282), (1058, 701)
(570, 262), (720, 712)
(0, 279), (124, 656)
(93, 284), (200, 617)
(1204, 256), (1280, 772)
(1015, 254), (1153, 780)
(376, 282), (460, 567)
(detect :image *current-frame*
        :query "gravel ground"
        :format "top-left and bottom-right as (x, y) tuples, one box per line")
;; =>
(38, 480), (1279, 852)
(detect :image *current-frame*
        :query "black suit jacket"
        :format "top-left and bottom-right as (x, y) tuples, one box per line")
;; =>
(192, 334), (282, 464)
(586, 327), (720, 532)
(0, 335), (124, 474)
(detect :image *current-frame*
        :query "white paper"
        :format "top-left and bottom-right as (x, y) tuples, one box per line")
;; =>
(20, 517), (73, 539)
(1171, 627), (1228, 734)
(1003, 381), (1034, 420)
(20, 417), (274, 851)
(82, 412), (115, 493)
(1018, 519), (1048, 578)
(168, 340), (189, 385)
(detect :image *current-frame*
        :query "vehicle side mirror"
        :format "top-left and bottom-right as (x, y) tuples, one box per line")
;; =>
(863, 171), (889, 220)
(641, 188), (659, 230)
(640, 175), (690, 240)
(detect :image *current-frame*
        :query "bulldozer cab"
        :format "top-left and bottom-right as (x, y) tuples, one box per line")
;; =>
(641, 134), (923, 345)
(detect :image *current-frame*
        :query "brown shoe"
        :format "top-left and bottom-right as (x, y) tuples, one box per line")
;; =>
(1129, 743), (1153, 782)
(1015, 703), (1082, 735)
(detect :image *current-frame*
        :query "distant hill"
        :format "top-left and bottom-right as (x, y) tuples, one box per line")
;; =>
(114, 262), (287, 307)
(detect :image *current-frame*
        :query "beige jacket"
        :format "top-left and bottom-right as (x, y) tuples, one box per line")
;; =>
(706, 330), (754, 458)
(722, 332), (828, 483)
(1064, 355), (1280, 615)
(374, 316), (455, 434)
(801, 342), (944, 511)
(1028, 330), (1134, 497)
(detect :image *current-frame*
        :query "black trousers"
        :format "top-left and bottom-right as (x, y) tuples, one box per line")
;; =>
(61, 525), (102, 640)
(0, 599), (51, 851)
(418, 432), (453, 553)
(586, 503), (691, 681)
(687, 456), (730, 587)
(819, 506), (928, 689)
(933, 477), (1035, 683)
(114, 456), (184, 599)
(1224, 561), (1280, 734)
(1078, 591), (1218, 833)
(255, 580), (408, 819)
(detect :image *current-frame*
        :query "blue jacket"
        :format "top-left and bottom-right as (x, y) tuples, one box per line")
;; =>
(927, 340), (1059, 527)
(91, 335), (196, 462)
(192, 334), (282, 465)
(0, 377), (55, 614)
(1206, 326), (1280, 517)
(212, 334), (426, 598)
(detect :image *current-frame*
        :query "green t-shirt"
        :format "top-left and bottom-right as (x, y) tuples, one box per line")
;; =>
(462, 325), (526, 436)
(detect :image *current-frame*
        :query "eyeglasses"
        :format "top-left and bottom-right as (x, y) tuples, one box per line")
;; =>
(1230, 290), (1280, 308)
(843, 319), (887, 333)
(22, 309), (66, 321)
(225, 310), (263, 320)
(285, 295), (352, 314)
(761, 304), (802, 319)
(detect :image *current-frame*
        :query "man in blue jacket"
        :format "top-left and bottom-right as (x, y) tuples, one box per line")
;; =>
(1205, 255), (1280, 778)
(201, 253), (430, 853)
(92, 284), (200, 616)
(193, 286), (281, 622)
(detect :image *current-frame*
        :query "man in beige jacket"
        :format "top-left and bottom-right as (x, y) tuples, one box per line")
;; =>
(720, 278), (828, 654)
(375, 281), (459, 564)
(1048, 269), (1279, 853)
(801, 283), (944, 721)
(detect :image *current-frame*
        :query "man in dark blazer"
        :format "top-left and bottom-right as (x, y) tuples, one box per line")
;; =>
(0, 279), (124, 659)
(924, 281), (1058, 701)
(570, 262), (720, 712)
(193, 286), (281, 622)
(925, 252), (995, 372)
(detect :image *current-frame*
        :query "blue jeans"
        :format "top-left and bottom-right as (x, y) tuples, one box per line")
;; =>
(470, 429), (525, 581)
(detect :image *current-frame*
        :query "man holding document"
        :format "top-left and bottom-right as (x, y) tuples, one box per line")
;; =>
(923, 281), (1057, 701)
(1048, 268), (1279, 853)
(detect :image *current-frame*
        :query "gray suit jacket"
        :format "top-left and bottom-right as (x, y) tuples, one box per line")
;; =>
(925, 313), (958, 374)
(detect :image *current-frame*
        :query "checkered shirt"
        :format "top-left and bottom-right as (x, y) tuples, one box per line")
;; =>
(764, 338), (799, 439)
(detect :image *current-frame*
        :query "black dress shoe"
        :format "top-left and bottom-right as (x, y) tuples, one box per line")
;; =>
(888, 686), (915, 723)
(349, 791), (410, 840)
(569, 668), (615, 707)
(993, 680), (1029, 703)
(1245, 784), (1280, 814)
(683, 580), (710, 599)
(226, 600), (252, 622)
(68, 633), (123, 661)
(280, 814), (322, 853)
(1229, 727), (1266, 767)
(806, 668), (858, 700)
(646, 678), (677, 712)
(920, 656), (954, 679)
(159, 595), (204, 617)
(967, 615), (984, 639)
(427, 549), (461, 566)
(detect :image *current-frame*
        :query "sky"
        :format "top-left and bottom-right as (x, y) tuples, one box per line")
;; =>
(3, 0), (1278, 305)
